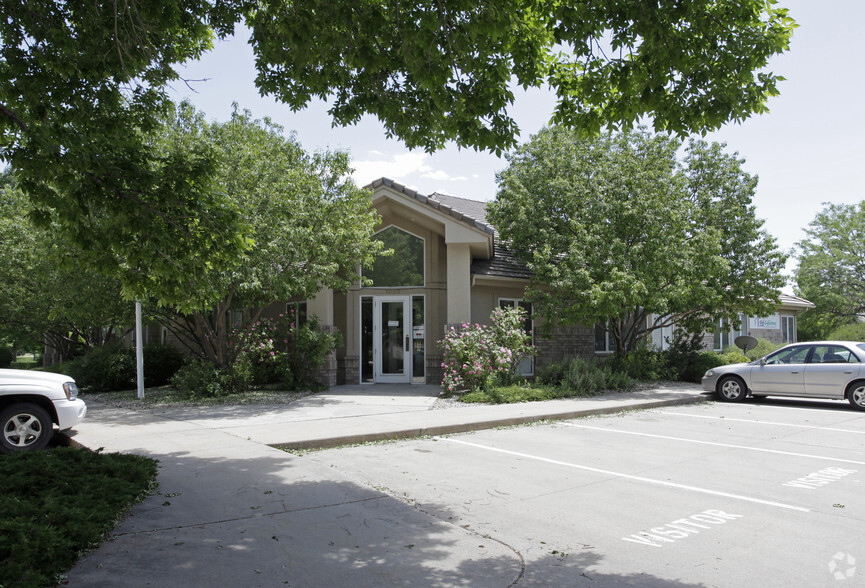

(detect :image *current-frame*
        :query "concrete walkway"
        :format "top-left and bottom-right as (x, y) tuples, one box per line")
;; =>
(64, 384), (708, 586)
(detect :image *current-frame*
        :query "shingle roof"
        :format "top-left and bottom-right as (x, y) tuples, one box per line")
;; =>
(778, 293), (816, 309)
(366, 177), (494, 236)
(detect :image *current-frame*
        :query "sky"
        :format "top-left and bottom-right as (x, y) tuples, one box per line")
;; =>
(168, 1), (864, 287)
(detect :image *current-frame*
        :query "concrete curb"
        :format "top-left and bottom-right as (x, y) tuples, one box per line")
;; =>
(272, 394), (707, 450)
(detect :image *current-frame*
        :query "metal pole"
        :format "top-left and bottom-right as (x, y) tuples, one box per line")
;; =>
(136, 300), (144, 399)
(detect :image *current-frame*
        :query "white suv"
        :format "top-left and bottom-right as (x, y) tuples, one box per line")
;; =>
(0, 368), (87, 453)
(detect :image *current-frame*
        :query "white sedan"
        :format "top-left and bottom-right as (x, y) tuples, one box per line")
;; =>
(702, 341), (865, 410)
(0, 368), (87, 453)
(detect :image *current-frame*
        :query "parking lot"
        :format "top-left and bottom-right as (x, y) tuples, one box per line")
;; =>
(307, 398), (865, 586)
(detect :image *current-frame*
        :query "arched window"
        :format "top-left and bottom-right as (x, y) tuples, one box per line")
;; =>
(365, 226), (424, 287)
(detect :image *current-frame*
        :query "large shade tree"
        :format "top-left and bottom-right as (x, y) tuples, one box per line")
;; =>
(0, 1), (795, 309)
(0, 174), (133, 360)
(487, 127), (786, 353)
(145, 103), (381, 367)
(794, 201), (865, 338)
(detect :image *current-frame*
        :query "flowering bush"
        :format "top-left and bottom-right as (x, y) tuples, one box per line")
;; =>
(233, 310), (339, 391)
(440, 306), (534, 394)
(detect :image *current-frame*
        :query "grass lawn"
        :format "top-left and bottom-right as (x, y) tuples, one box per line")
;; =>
(0, 446), (157, 588)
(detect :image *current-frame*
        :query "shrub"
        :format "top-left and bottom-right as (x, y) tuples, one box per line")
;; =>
(746, 337), (782, 360)
(171, 358), (252, 399)
(535, 360), (568, 386)
(236, 314), (339, 391)
(58, 344), (135, 392)
(560, 357), (635, 394)
(440, 306), (534, 394)
(718, 350), (749, 365)
(827, 323), (865, 342)
(0, 347), (13, 368)
(143, 344), (186, 387)
(607, 344), (673, 380)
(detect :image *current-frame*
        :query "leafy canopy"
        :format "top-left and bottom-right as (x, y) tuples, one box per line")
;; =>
(795, 201), (865, 337)
(0, 1), (795, 309)
(147, 103), (381, 366)
(487, 127), (786, 352)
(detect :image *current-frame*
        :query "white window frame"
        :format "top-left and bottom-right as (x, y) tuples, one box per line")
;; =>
(781, 315), (796, 343)
(594, 322), (617, 354)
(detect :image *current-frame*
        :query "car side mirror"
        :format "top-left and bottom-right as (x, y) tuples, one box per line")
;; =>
(759, 358), (766, 366)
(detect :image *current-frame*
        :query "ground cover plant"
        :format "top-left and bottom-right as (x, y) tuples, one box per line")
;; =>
(0, 447), (157, 588)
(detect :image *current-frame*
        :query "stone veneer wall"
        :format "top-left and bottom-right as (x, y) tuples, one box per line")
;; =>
(316, 325), (339, 388)
(340, 356), (360, 385)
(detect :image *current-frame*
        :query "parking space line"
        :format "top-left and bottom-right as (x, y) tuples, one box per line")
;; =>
(558, 423), (865, 466)
(437, 437), (810, 512)
(660, 411), (865, 435)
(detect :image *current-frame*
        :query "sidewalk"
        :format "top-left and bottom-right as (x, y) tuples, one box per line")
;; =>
(64, 384), (707, 586)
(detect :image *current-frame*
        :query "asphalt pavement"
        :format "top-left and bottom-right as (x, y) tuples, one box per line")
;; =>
(64, 383), (706, 586)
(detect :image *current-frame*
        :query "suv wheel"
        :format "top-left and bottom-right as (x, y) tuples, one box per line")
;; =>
(1, 403), (54, 453)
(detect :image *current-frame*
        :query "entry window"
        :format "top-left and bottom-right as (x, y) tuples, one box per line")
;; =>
(412, 296), (425, 381)
(499, 298), (533, 375)
(595, 322), (617, 353)
(781, 315), (795, 343)
(365, 226), (424, 287)
(713, 319), (730, 351)
(361, 297), (373, 382)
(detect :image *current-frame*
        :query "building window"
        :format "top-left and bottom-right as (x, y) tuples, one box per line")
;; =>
(713, 319), (731, 351)
(498, 298), (533, 375)
(781, 315), (795, 343)
(595, 322), (617, 353)
(365, 226), (425, 287)
(287, 301), (307, 328)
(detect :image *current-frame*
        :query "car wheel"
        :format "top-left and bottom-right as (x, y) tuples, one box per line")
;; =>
(717, 376), (748, 403)
(0, 403), (54, 453)
(846, 381), (865, 411)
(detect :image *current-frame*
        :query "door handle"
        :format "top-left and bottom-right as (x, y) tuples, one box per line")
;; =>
(405, 334), (410, 352)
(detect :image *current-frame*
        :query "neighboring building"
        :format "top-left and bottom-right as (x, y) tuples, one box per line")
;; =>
(703, 294), (816, 352)
(250, 178), (813, 387)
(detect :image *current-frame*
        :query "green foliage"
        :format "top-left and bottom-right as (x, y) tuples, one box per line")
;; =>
(719, 350), (749, 365)
(461, 384), (562, 404)
(560, 357), (636, 395)
(238, 313), (340, 391)
(607, 345), (675, 381)
(0, 447), (157, 588)
(171, 358), (253, 399)
(252, 1), (794, 152)
(827, 323), (865, 342)
(488, 127), (786, 353)
(0, 347), (12, 368)
(150, 104), (380, 366)
(60, 345), (136, 392)
(746, 338), (782, 360)
(796, 201), (865, 333)
(142, 345), (187, 387)
(9, 359), (38, 370)
(0, 182), (133, 358)
(440, 306), (534, 394)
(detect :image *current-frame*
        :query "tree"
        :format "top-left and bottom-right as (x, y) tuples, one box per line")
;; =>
(1, 1), (795, 308)
(487, 127), (786, 353)
(795, 202), (865, 337)
(0, 176), (133, 360)
(145, 103), (381, 367)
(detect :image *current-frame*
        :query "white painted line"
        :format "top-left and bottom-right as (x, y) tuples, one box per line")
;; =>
(660, 411), (865, 435)
(559, 422), (865, 466)
(437, 437), (810, 512)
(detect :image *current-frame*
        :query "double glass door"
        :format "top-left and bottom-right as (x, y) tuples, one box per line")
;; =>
(361, 295), (425, 384)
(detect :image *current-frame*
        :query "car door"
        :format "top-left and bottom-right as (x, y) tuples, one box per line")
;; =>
(804, 344), (863, 398)
(750, 345), (811, 395)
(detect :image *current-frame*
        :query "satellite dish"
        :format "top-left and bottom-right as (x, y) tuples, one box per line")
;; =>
(735, 335), (758, 354)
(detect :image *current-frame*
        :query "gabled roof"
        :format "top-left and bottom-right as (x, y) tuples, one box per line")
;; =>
(366, 177), (530, 279)
(778, 293), (816, 309)
(365, 177), (495, 236)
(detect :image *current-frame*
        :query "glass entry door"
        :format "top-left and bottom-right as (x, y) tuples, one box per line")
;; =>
(375, 296), (411, 383)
